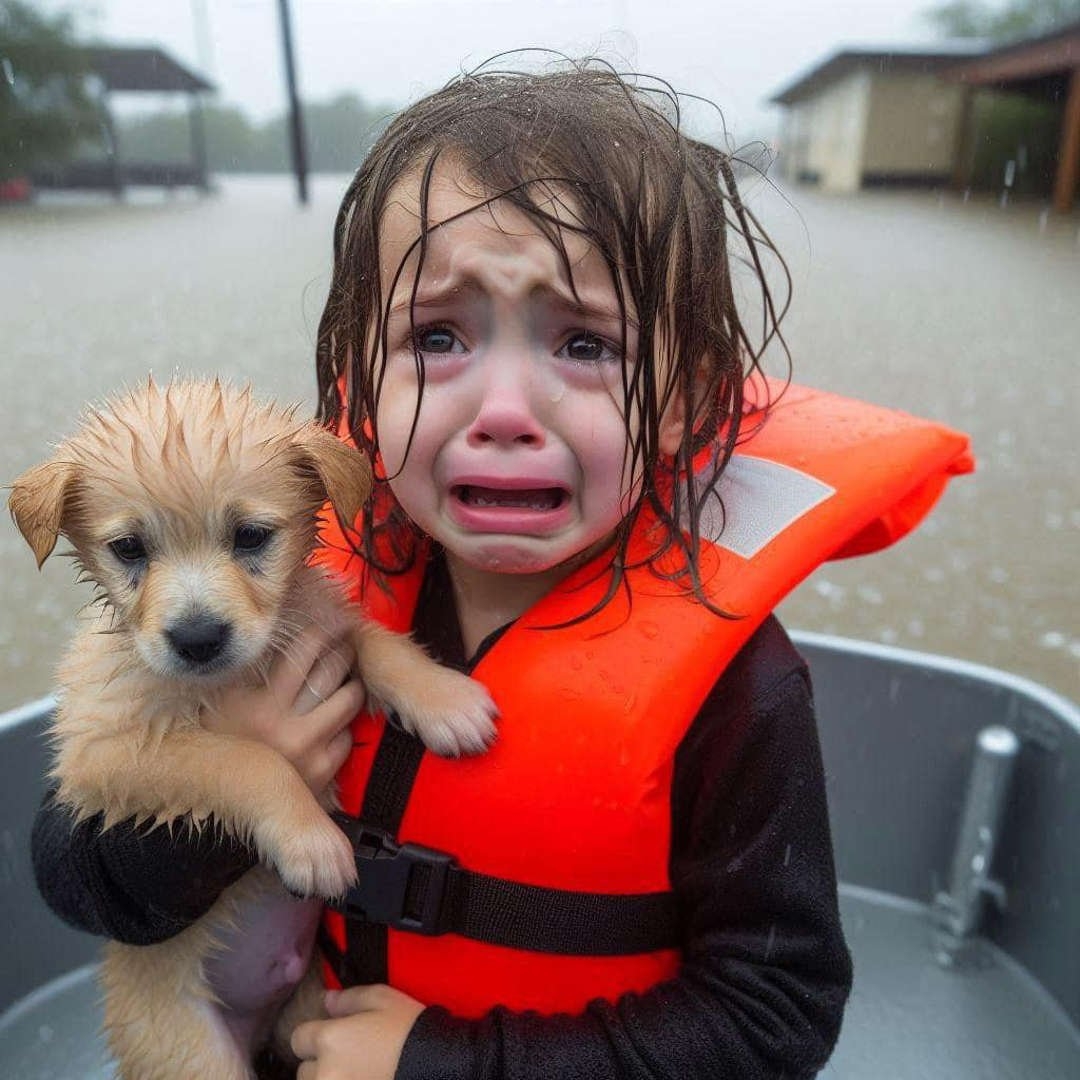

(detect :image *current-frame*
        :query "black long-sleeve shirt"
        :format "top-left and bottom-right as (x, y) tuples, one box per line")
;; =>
(32, 602), (851, 1078)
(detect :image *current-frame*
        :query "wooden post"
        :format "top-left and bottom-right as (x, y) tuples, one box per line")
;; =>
(100, 89), (124, 199)
(1052, 67), (1080, 214)
(951, 87), (976, 192)
(188, 91), (209, 192)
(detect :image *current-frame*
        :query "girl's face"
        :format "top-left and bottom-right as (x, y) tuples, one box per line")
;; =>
(373, 163), (684, 594)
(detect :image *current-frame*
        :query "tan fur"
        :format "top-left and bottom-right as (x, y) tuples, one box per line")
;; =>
(9, 379), (497, 1080)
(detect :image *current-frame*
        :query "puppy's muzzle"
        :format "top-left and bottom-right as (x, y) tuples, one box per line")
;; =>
(165, 614), (232, 667)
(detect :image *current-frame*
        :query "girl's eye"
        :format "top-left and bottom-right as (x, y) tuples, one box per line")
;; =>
(109, 535), (146, 563)
(414, 327), (461, 355)
(233, 524), (273, 554)
(561, 332), (617, 364)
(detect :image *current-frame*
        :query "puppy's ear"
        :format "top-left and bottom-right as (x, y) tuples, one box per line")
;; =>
(292, 426), (372, 530)
(8, 459), (77, 568)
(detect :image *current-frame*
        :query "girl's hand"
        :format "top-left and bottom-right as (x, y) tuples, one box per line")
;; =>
(292, 985), (425, 1080)
(203, 624), (365, 798)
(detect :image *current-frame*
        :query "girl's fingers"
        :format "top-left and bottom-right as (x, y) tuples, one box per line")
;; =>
(327, 725), (355, 770)
(292, 638), (354, 715)
(310, 724), (358, 796)
(269, 623), (345, 701)
(310, 640), (352, 693)
(324, 984), (383, 1015)
(308, 679), (366, 738)
(291, 1019), (317, 1061)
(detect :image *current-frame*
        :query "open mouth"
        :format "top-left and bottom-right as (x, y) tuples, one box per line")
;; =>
(452, 485), (567, 511)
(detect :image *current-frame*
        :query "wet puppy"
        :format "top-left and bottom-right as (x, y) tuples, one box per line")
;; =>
(9, 379), (497, 1080)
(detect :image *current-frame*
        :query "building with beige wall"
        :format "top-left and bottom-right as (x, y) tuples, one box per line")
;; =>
(771, 47), (979, 192)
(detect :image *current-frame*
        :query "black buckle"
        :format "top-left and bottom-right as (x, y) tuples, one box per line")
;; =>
(332, 817), (454, 936)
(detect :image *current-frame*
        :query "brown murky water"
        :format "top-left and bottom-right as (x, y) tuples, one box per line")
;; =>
(1, 176), (1077, 709)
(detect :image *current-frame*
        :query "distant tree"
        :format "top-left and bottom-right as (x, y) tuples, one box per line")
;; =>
(0, 0), (99, 178)
(302, 92), (393, 172)
(111, 107), (192, 164)
(205, 106), (275, 172)
(923, 0), (1080, 41)
(117, 92), (395, 175)
(235, 113), (293, 172)
(118, 103), (272, 172)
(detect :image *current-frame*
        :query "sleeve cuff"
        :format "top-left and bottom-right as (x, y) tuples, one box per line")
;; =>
(96, 814), (256, 923)
(395, 1007), (478, 1080)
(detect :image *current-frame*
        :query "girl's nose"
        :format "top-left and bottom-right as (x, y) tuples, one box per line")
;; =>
(466, 357), (546, 448)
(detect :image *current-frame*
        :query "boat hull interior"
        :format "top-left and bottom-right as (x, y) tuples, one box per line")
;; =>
(2, 634), (1077, 1078)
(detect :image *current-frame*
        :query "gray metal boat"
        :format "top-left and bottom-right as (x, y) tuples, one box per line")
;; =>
(2, 633), (1077, 1078)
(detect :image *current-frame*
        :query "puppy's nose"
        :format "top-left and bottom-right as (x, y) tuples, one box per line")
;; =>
(166, 615), (231, 665)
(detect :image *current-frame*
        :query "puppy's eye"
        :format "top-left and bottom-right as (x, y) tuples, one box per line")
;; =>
(109, 536), (146, 563)
(234, 524), (273, 554)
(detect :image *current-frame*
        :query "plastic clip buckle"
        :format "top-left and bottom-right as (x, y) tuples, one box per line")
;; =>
(337, 823), (454, 935)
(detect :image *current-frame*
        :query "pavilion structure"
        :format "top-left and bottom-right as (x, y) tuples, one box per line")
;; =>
(32, 46), (215, 196)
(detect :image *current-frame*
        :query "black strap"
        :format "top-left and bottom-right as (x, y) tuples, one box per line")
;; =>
(439, 865), (679, 955)
(336, 719), (426, 985)
(328, 816), (679, 958)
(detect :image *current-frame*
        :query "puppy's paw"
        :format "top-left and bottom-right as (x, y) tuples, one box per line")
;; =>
(395, 671), (499, 757)
(267, 819), (357, 900)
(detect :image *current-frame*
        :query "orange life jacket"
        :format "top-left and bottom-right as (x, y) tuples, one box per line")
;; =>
(315, 382), (973, 1018)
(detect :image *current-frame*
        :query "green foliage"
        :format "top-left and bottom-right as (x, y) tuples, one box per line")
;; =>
(967, 90), (1062, 193)
(0, 0), (99, 178)
(116, 92), (393, 175)
(117, 103), (263, 170)
(924, 1), (1075, 197)
(302, 93), (393, 172)
(923, 0), (1080, 41)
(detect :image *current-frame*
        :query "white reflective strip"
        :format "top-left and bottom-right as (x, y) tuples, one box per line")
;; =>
(694, 454), (836, 559)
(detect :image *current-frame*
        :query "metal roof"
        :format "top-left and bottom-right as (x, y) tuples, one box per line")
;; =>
(771, 21), (1080, 105)
(769, 44), (985, 105)
(84, 46), (214, 94)
(948, 19), (1080, 85)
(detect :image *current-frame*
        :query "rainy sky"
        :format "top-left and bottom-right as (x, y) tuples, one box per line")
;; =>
(57, 0), (950, 142)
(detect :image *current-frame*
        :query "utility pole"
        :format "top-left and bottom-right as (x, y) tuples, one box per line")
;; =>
(277, 0), (309, 205)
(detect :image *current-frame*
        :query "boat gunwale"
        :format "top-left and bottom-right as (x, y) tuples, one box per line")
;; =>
(790, 631), (1080, 727)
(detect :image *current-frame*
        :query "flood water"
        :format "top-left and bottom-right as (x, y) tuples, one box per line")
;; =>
(1, 175), (1077, 708)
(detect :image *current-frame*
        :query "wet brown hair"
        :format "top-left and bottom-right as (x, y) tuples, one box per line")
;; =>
(315, 56), (790, 616)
